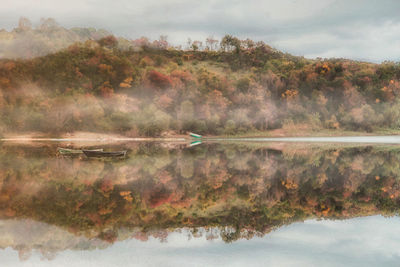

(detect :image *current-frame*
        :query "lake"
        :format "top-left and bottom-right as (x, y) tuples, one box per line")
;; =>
(1, 139), (400, 266)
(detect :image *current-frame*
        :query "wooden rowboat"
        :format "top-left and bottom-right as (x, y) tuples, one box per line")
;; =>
(57, 148), (103, 155)
(82, 150), (127, 158)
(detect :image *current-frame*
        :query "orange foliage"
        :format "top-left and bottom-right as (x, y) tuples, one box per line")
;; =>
(315, 62), (331, 74)
(119, 191), (133, 202)
(281, 179), (299, 190)
(381, 80), (400, 102)
(281, 89), (298, 100)
(119, 77), (133, 88)
(98, 207), (113, 215)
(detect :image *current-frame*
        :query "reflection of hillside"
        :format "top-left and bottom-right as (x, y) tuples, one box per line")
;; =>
(0, 219), (109, 261)
(1, 143), (400, 251)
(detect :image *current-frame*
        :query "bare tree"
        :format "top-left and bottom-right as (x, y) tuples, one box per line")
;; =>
(206, 36), (218, 51)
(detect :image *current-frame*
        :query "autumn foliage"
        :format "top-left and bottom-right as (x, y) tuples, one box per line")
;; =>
(2, 27), (400, 136)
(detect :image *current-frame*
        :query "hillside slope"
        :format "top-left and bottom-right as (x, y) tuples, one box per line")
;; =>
(1, 30), (400, 137)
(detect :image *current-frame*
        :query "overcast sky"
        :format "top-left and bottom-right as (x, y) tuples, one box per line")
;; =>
(1, 0), (400, 62)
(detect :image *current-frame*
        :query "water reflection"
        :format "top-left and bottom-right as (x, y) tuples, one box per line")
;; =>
(2, 216), (400, 267)
(1, 142), (400, 261)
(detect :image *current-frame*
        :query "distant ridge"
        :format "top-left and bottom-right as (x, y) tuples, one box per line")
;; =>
(0, 17), (111, 59)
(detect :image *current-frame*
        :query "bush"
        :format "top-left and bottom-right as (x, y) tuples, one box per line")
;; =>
(224, 120), (237, 135)
(236, 77), (250, 92)
(110, 112), (133, 131)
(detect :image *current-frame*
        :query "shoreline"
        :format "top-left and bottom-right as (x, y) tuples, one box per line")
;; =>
(3, 135), (400, 145)
(1, 129), (400, 144)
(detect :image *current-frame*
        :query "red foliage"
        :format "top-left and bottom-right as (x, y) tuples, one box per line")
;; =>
(147, 70), (172, 89)
(148, 186), (172, 208)
(100, 179), (114, 193)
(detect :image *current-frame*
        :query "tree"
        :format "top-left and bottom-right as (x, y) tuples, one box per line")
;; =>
(38, 18), (59, 31)
(186, 38), (192, 50)
(205, 36), (218, 51)
(191, 40), (202, 51)
(191, 43), (199, 51)
(179, 100), (195, 131)
(241, 38), (255, 50)
(220, 35), (241, 53)
(132, 37), (150, 48)
(153, 35), (169, 49)
(98, 35), (118, 48)
(236, 77), (250, 92)
(18, 17), (32, 31)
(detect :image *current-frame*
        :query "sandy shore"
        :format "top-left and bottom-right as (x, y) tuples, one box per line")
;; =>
(0, 131), (186, 145)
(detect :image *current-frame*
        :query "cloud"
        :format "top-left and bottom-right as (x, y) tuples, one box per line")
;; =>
(1, 0), (400, 62)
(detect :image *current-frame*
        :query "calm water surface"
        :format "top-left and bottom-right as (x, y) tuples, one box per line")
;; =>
(1, 141), (400, 266)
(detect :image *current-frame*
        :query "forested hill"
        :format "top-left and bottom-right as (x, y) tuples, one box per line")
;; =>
(1, 28), (400, 137)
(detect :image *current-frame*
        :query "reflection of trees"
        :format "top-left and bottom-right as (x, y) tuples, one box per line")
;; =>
(1, 143), (400, 249)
